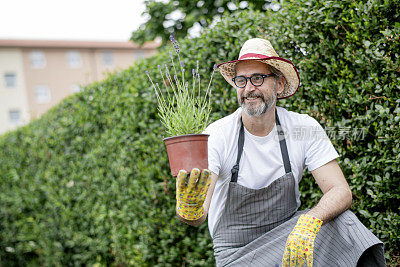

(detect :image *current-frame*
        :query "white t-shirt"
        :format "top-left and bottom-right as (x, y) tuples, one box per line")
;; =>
(203, 107), (339, 238)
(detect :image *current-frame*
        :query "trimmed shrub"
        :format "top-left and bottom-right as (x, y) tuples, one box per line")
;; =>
(0, 0), (399, 265)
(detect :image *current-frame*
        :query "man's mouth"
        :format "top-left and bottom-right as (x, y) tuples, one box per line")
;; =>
(246, 97), (259, 100)
(242, 95), (263, 102)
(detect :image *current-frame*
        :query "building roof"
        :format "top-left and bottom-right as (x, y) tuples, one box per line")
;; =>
(0, 39), (159, 50)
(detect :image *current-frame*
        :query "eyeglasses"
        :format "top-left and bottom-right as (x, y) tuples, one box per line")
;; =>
(232, 73), (276, 88)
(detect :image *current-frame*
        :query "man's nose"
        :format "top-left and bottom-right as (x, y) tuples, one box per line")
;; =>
(244, 81), (256, 93)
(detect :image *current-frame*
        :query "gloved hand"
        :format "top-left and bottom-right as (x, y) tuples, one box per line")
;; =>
(176, 168), (211, 221)
(282, 214), (323, 267)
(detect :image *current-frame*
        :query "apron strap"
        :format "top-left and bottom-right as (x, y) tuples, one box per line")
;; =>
(230, 109), (292, 183)
(230, 117), (244, 183)
(275, 109), (292, 174)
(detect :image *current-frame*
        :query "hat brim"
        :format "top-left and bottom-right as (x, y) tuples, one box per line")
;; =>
(217, 56), (300, 99)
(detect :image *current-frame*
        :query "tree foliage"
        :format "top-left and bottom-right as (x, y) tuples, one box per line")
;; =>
(131, 0), (276, 45)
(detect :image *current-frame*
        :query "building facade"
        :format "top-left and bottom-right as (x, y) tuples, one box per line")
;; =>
(0, 48), (30, 134)
(0, 39), (158, 134)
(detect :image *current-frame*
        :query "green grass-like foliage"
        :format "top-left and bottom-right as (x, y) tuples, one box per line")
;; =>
(0, 0), (399, 266)
(146, 37), (216, 136)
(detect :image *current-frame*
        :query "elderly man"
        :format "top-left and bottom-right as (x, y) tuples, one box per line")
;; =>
(175, 38), (385, 266)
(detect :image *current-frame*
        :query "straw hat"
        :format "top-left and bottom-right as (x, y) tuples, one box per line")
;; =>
(217, 38), (300, 99)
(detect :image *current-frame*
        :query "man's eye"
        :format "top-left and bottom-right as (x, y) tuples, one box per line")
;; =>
(253, 76), (262, 81)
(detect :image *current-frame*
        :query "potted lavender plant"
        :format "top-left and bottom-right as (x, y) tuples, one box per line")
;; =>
(146, 36), (216, 176)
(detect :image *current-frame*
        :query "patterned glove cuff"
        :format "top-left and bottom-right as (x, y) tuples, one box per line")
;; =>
(176, 203), (204, 221)
(297, 214), (323, 235)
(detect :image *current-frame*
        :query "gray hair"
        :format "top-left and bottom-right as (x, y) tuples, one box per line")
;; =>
(268, 64), (283, 78)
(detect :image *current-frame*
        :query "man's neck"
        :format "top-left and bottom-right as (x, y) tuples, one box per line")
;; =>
(242, 106), (277, 137)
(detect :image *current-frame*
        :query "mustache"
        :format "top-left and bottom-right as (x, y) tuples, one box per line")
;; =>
(241, 92), (265, 102)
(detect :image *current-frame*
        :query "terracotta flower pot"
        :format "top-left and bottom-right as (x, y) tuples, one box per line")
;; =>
(163, 134), (209, 177)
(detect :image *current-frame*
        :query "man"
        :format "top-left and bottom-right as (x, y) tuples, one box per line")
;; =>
(175, 38), (385, 266)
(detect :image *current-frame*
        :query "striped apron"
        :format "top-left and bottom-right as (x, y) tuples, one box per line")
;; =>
(212, 113), (386, 267)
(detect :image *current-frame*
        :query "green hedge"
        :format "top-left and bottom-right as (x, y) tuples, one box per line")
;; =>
(1, 0), (399, 265)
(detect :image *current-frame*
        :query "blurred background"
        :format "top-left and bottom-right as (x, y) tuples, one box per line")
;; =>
(0, 0), (155, 134)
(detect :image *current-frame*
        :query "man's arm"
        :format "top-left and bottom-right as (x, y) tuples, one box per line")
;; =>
(176, 171), (218, 227)
(306, 159), (352, 223)
(282, 159), (352, 265)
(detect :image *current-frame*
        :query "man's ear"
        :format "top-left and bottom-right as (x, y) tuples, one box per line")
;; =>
(276, 76), (286, 95)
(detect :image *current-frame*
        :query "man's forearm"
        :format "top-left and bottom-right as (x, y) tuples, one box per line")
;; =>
(306, 186), (352, 223)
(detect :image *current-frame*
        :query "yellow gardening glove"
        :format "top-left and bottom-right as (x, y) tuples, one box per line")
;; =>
(282, 214), (323, 267)
(176, 168), (211, 221)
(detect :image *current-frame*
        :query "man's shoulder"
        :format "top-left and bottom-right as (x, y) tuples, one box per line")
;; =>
(277, 106), (320, 128)
(204, 108), (241, 134)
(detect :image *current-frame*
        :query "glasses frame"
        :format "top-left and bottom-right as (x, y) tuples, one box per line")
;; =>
(232, 73), (276, 88)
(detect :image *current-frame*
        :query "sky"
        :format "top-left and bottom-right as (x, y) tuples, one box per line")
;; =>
(0, 0), (147, 41)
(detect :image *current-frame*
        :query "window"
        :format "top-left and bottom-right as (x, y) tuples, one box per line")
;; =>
(35, 85), (51, 103)
(66, 51), (82, 68)
(102, 51), (114, 66)
(4, 73), (16, 88)
(71, 84), (81, 93)
(29, 51), (46, 68)
(9, 109), (21, 124)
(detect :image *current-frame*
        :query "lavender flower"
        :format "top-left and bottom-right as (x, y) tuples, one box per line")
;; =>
(145, 36), (215, 136)
(173, 43), (180, 54)
(146, 69), (159, 97)
(169, 34), (180, 54)
(145, 70), (153, 82)
(154, 83), (159, 96)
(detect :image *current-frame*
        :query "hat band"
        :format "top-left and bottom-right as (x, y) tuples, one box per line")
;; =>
(239, 53), (269, 60)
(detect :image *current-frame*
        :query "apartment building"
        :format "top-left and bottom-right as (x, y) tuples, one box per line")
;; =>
(0, 39), (158, 134)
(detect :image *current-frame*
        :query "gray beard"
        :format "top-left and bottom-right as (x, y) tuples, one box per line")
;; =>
(240, 91), (276, 117)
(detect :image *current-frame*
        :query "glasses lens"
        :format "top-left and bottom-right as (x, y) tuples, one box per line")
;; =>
(235, 76), (246, 87)
(251, 74), (264, 86)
